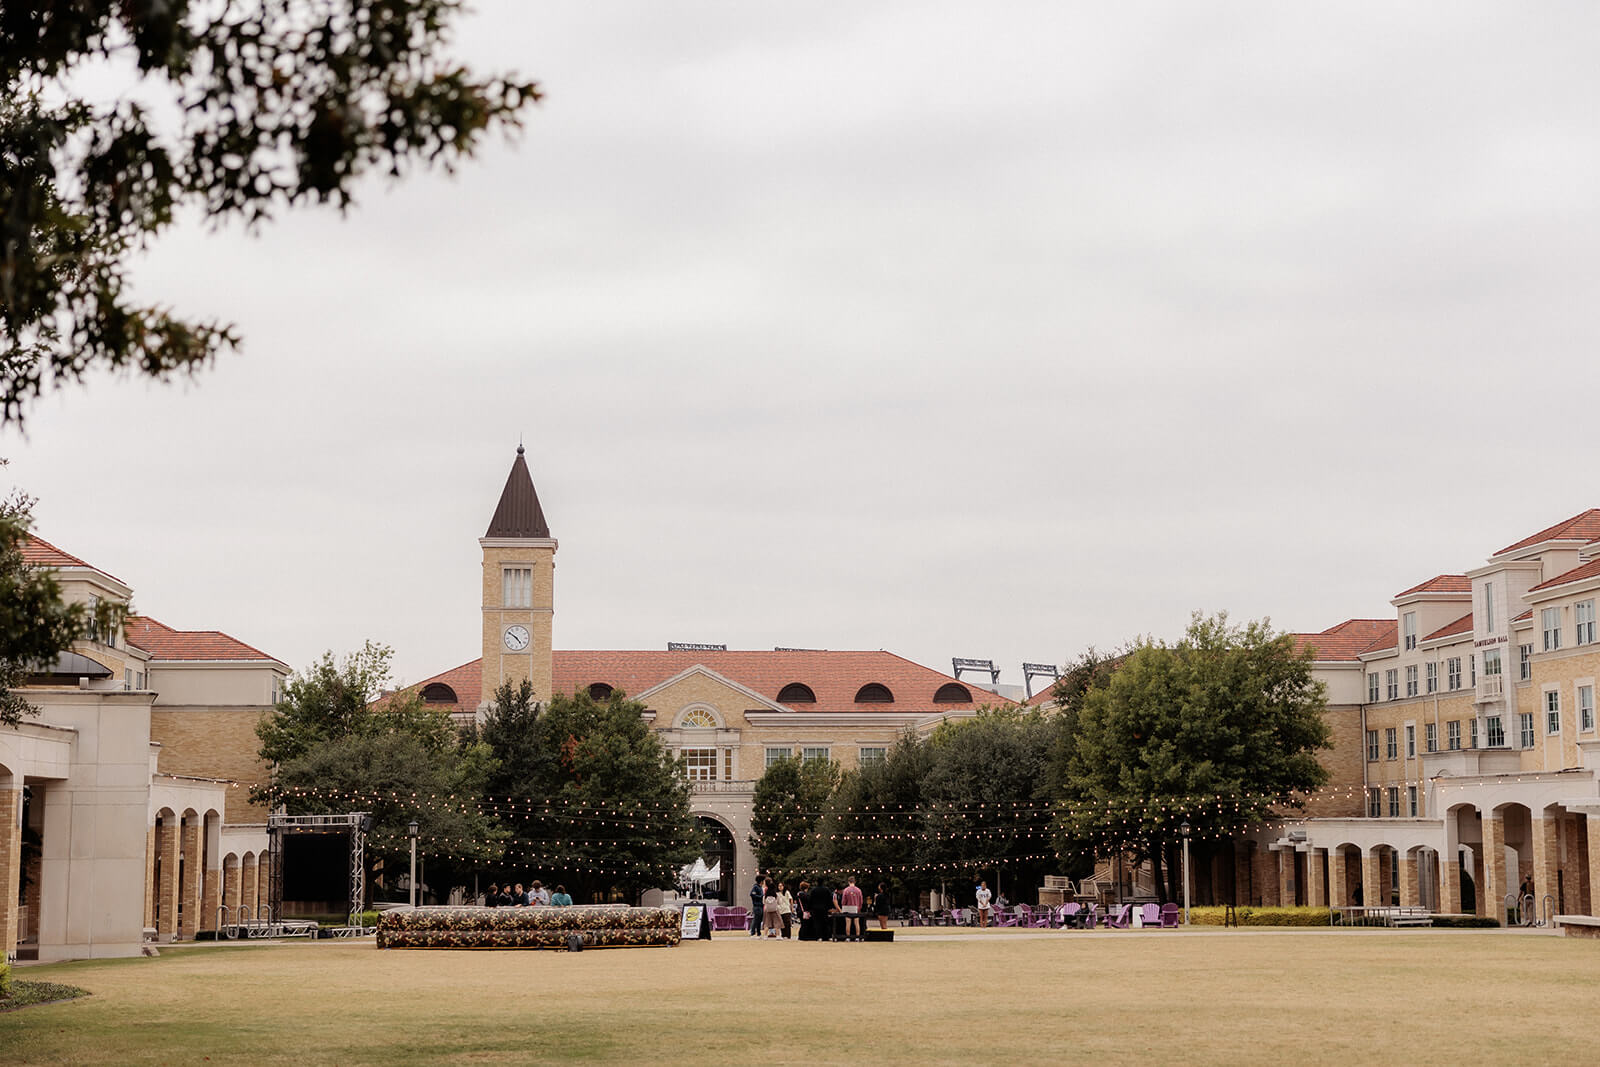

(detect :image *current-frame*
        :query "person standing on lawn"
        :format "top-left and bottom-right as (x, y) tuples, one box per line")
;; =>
(839, 876), (865, 941)
(975, 880), (993, 927)
(873, 883), (892, 931)
(750, 876), (766, 936)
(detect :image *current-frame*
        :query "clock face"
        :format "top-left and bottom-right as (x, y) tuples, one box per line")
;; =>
(503, 625), (531, 651)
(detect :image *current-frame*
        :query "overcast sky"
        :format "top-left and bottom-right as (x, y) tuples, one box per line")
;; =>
(7, 2), (1599, 690)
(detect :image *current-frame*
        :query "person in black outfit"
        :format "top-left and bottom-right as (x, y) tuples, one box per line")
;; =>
(807, 880), (837, 941)
(485, 883), (500, 907)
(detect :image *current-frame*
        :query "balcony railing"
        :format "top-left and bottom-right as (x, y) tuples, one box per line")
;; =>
(689, 779), (757, 794)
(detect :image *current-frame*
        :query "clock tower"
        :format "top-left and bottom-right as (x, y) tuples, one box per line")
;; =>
(478, 445), (557, 716)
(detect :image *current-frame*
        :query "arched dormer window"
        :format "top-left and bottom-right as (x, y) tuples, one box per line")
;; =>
(854, 683), (894, 704)
(680, 707), (718, 728)
(933, 682), (971, 703)
(421, 683), (458, 704)
(587, 682), (614, 701)
(777, 683), (817, 704)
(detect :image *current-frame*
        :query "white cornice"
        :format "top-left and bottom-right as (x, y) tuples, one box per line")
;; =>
(1391, 590), (1471, 609)
(1467, 558), (1543, 579)
(743, 710), (969, 728)
(1524, 572), (1600, 606)
(479, 537), (558, 550)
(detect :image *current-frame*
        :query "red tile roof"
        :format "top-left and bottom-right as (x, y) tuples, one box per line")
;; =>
(1422, 612), (1473, 642)
(1293, 619), (1396, 661)
(20, 535), (124, 583)
(1495, 509), (1600, 557)
(1513, 609), (1533, 623)
(125, 616), (282, 663)
(1528, 557), (1600, 593)
(408, 650), (1014, 718)
(1394, 574), (1470, 598)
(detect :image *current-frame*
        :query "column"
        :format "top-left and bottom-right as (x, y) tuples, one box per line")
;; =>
(1400, 852), (1420, 907)
(179, 818), (200, 939)
(158, 818), (179, 940)
(1329, 850), (1349, 907)
(143, 826), (156, 932)
(1483, 812), (1507, 926)
(1277, 849), (1295, 907)
(1306, 850), (1327, 908)
(1587, 815), (1600, 918)
(1233, 843), (1253, 906)
(201, 867), (221, 934)
(1253, 846), (1280, 907)
(0, 786), (21, 960)
(1472, 847), (1487, 918)
(1531, 814), (1559, 920)
(1362, 849), (1382, 910)
(1440, 853), (1462, 914)
(258, 853), (273, 920)
(224, 860), (240, 929)
(241, 854), (257, 918)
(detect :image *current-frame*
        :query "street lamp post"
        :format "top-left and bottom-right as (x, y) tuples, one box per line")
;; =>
(408, 820), (420, 908)
(1180, 821), (1192, 926)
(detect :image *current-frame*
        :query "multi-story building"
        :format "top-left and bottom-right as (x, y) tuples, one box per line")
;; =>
(406, 446), (1011, 901)
(1, 538), (287, 962)
(1260, 511), (1600, 922)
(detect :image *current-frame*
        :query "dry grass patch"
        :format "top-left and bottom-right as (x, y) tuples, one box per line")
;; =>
(2, 929), (1596, 1065)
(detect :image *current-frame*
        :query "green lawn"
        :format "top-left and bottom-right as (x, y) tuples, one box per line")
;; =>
(3, 928), (1596, 1065)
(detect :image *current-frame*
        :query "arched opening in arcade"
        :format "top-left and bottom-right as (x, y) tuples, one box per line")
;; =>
(692, 815), (736, 902)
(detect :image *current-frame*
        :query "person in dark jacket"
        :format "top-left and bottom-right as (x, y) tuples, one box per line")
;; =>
(807, 880), (838, 941)
(750, 877), (766, 936)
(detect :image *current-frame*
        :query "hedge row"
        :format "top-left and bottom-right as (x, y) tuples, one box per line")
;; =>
(1187, 906), (1332, 927)
(0, 960), (10, 999)
(376, 904), (681, 949)
(1430, 915), (1502, 929)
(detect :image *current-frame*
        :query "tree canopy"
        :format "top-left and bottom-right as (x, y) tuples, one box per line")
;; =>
(749, 753), (841, 873)
(1, 0), (538, 423)
(474, 685), (700, 901)
(1053, 612), (1331, 900)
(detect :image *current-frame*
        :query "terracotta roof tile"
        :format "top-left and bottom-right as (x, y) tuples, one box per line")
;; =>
(20, 535), (124, 584)
(1293, 619), (1396, 661)
(125, 615), (282, 663)
(1495, 509), (1600, 557)
(1422, 612), (1473, 642)
(1513, 609), (1533, 622)
(1528, 557), (1600, 593)
(1394, 574), (1470, 598)
(409, 650), (1013, 718)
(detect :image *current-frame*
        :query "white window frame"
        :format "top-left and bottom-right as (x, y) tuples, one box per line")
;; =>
(681, 747), (718, 782)
(1519, 643), (1533, 681)
(1385, 727), (1398, 761)
(801, 746), (831, 763)
(1367, 788), (1382, 818)
(1518, 712), (1535, 749)
(1578, 600), (1597, 646)
(1546, 689), (1561, 735)
(1405, 723), (1415, 759)
(502, 565), (533, 609)
(1426, 661), (1437, 693)
(1368, 672), (1380, 703)
(1543, 606), (1563, 652)
(858, 746), (887, 766)
(1403, 612), (1417, 651)
(1447, 720), (1461, 751)
(1385, 669), (1399, 701)
(1425, 722), (1438, 753)
(1405, 665), (1418, 697)
(1387, 786), (1400, 818)
(1484, 583), (1496, 632)
(1486, 715), (1505, 748)
(1408, 785), (1418, 817)
(1447, 658), (1461, 691)
(765, 746), (793, 769)
(1365, 730), (1380, 762)
(1580, 684), (1595, 733)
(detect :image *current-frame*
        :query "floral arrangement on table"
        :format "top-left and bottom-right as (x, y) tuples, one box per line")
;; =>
(376, 905), (682, 949)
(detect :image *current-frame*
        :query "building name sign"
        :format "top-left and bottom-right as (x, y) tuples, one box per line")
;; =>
(668, 642), (727, 652)
(1474, 636), (1508, 648)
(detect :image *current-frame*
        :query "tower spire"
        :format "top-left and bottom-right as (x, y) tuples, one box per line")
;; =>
(485, 445), (549, 538)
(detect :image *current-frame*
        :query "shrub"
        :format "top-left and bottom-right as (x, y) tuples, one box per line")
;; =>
(1431, 915), (1501, 929)
(0, 960), (10, 999)
(1187, 906), (1332, 927)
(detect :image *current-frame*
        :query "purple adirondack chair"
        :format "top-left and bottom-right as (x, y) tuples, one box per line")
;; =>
(994, 907), (1021, 928)
(1160, 903), (1181, 928)
(1139, 903), (1162, 928)
(1059, 903), (1081, 929)
(1081, 904), (1098, 929)
(1103, 903), (1133, 929)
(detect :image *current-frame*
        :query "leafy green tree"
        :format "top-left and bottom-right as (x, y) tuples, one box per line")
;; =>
(915, 709), (1065, 899)
(0, 468), (121, 725)
(1, 1), (539, 424)
(479, 687), (698, 902)
(1054, 613), (1331, 901)
(813, 734), (929, 889)
(749, 754), (842, 873)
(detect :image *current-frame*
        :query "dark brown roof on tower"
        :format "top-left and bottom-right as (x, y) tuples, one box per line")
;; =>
(485, 445), (551, 538)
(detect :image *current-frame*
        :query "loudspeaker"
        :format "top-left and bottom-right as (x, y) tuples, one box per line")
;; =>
(863, 929), (894, 943)
(566, 933), (584, 952)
